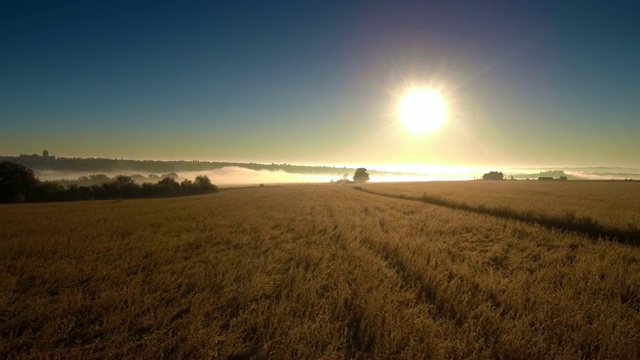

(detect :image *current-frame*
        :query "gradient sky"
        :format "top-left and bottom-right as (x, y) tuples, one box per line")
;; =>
(1, 1), (639, 167)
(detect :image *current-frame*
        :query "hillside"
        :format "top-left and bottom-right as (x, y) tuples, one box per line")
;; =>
(0, 154), (353, 176)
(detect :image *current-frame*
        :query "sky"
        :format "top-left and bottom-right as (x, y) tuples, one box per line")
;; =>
(1, 0), (639, 168)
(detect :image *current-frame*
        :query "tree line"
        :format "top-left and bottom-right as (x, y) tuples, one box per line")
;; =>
(0, 161), (218, 204)
(0, 155), (353, 175)
(53, 172), (181, 187)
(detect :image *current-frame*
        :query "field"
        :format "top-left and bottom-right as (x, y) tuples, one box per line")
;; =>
(361, 181), (640, 241)
(2, 182), (639, 359)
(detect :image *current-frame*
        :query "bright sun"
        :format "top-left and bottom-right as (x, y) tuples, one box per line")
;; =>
(398, 88), (447, 134)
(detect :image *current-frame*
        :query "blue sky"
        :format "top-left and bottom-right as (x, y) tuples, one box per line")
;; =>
(1, 1), (639, 167)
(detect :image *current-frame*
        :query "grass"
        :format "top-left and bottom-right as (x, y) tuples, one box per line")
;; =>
(2, 183), (639, 359)
(359, 181), (640, 244)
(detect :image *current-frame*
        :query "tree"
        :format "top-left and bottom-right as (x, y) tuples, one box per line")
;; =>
(108, 176), (138, 198)
(353, 168), (370, 183)
(160, 172), (179, 180)
(89, 174), (110, 183)
(0, 161), (39, 203)
(194, 175), (218, 193)
(157, 177), (180, 197)
(194, 175), (212, 187)
(32, 181), (66, 202)
(114, 175), (136, 187)
(158, 177), (179, 187)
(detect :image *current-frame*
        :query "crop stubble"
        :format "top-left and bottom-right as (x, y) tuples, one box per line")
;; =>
(1, 183), (639, 359)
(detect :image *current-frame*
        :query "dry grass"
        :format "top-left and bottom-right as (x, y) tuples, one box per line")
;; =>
(2, 184), (639, 359)
(362, 181), (640, 242)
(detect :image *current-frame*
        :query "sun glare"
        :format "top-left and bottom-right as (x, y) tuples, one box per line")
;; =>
(398, 88), (447, 134)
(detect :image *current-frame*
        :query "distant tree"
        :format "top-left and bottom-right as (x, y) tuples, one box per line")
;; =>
(334, 173), (350, 184)
(158, 177), (179, 187)
(180, 179), (195, 196)
(0, 161), (38, 203)
(0, 162), (219, 203)
(194, 175), (218, 193)
(158, 177), (180, 197)
(32, 181), (66, 202)
(109, 176), (139, 198)
(114, 175), (136, 187)
(161, 172), (180, 180)
(194, 175), (211, 186)
(353, 168), (370, 183)
(65, 184), (93, 201)
(130, 174), (149, 183)
(558, 175), (568, 181)
(89, 174), (110, 183)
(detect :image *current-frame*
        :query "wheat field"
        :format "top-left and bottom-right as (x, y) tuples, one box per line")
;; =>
(361, 181), (640, 242)
(2, 183), (639, 359)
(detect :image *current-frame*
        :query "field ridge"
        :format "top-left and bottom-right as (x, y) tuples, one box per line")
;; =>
(353, 186), (640, 245)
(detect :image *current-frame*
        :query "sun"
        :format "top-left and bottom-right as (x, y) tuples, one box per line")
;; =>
(398, 88), (447, 134)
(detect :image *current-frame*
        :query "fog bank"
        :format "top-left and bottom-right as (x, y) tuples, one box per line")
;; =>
(179, 167), (335, 185)
(34, 164), (640, 185)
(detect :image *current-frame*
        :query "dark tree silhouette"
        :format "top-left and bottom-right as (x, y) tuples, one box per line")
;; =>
(194, 175), (218, 192)
(0, 161), (38, 203)
(32, 181), (66, 202)
(114, 175), (136, 187)
(158, 177), (179, 187)
(161, 172), (180, 180)
(105, 176), (136, 198)
(0, 163), (219, 203)
(353, 168), (370, 183)
(156, 177), (180, 197)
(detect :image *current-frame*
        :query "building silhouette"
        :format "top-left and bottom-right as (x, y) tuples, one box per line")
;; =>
(482, 171), (504, 180)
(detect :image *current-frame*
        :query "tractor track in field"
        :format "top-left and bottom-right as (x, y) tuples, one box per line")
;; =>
(353, 186), (640, 245)
(351, 218), (507, 353)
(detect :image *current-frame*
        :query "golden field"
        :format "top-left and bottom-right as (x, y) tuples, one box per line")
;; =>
(362, 181), (640, 242)
(2, 182), (639, 359)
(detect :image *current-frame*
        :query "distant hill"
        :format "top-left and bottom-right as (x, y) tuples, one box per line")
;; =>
(0, 154), (355, 176)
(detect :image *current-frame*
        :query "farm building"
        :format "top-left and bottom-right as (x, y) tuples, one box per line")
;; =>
(482, 171), (504, 180)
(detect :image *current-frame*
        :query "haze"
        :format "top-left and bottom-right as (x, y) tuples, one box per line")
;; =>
(1, 1), (639, 169)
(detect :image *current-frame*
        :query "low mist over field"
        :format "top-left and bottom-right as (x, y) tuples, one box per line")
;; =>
(33, 167), (334, 186)
(32, 164), (640, 185)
